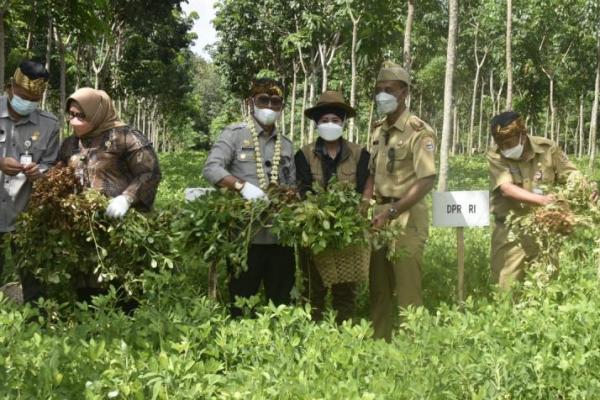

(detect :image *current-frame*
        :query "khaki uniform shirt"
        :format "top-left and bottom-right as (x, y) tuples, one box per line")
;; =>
(488, 135), (578, 219)
(369, 109), (437, 225)
(0, 96), (60, 232)
(203, 119), (295, 244)
(58, 126), (161, 211)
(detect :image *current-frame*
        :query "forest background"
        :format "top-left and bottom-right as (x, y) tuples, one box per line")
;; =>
(1, 0), (599, 181)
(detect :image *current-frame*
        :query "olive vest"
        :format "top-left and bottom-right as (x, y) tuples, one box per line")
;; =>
(301, 139), (362, 187)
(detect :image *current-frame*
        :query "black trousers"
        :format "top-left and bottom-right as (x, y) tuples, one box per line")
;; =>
(229, 244), (295, 317)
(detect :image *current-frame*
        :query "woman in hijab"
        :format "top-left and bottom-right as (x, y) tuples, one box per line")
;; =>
(58, 88), (161, 218)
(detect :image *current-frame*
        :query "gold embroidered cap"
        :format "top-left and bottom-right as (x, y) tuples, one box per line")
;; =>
(491, 114), (527, 141)
(12, 61), (49, 96)
(249, 77), (284, 98)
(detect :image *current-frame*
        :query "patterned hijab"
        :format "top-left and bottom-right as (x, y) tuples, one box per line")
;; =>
(67, 88), (126, 138)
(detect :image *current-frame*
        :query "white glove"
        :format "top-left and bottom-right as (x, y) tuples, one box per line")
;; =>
(105, 195), (132, 219)
(240, 182), (267, 201)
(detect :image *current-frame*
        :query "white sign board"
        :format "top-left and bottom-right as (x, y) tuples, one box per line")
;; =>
(432, 191), (489, 227)
(184, 187), (215, 202)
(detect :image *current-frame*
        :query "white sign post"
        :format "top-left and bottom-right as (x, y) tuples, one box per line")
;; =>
(432, 191), (490, 304)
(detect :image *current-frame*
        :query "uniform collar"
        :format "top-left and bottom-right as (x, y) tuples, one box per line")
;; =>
(252, 117), (278, 141)
(0, 95), (40, 125)
(383, 108), (410, 132)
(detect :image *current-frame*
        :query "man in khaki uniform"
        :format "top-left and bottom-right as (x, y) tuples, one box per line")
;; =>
(488, 111), (583, 290)
(366, 62), (437, 341)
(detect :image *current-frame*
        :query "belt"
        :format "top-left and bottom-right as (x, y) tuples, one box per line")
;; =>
(376, 196), (401, 204)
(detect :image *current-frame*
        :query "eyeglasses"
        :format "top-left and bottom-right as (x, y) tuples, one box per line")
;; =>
(254, 94), (283, 110)
(67, 111), (86, 120)
(386, 147), (395, 173)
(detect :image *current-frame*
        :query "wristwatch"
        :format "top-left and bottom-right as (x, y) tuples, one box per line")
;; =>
(387, 207), (398, 219)
(233, 180), (245, 191)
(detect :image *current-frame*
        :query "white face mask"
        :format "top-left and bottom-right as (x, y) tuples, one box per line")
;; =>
(317, 122), (344, 141)
(253, 103), (280, 126)
(375, 92), (399, 115)
(501, 135), (525, 160)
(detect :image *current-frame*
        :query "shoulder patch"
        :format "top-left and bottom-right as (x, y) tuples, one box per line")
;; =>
(409, 116), (425, 131)
(423, 138), (435, 152)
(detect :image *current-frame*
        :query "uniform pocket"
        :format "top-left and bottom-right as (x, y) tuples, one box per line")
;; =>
(31, 144), (47, 162)
(387, 143), (411, 174)
(237, 149), (256, 162)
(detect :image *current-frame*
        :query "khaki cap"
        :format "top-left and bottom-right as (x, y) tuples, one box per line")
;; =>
(304, 90), (356, 120)
(377, 61), (410, 85)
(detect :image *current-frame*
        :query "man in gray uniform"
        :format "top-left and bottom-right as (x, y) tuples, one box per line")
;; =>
(203, 77), (296, 316)
(0, 61), (59, 295)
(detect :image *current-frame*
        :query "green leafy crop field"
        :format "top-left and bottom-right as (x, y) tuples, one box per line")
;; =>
(1, 152), (599, 399)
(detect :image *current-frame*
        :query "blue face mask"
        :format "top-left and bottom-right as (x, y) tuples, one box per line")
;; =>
(10, 94), (39, 116)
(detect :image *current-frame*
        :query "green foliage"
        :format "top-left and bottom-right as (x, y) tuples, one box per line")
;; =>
(2, 249), (600, 398)
(272, 182), (370, 254)
(173, 189), (270, 277)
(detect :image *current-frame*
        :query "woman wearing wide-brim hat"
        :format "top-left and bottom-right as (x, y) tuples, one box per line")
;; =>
(295, 90), (371, 324)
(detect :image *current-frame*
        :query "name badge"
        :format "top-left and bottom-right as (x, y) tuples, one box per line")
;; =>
(20, 153), (33, 166)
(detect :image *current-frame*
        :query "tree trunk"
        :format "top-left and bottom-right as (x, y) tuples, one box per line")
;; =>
(451, 103), (458, 156)
(579, 94), (584, 157)
(366, 100), (374, 151)
(308, 70), (316, 143)
(41, 18), (53, 110)
(54, 27), (69, 134)
(289, 61), (298, 142)
(300, 72), (308, 147)
(544, 106), (549, 138)
(478, 81), (485, 151)
(489, 69), (496, 117)
(548, 77), (555, 142)
(0, 8), (6, 93)
(348, 9), (361, 143)
(437, 0), (458, 192)
(403, 0), (414, 109)
(505, 0), (513, 110)
(589, 33), (600, 169)
(468, 25), (487, 155)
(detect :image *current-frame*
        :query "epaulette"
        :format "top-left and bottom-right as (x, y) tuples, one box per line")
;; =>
(38, 110), (58, 121)
(279, 134), (293, 144)
(408, 115), (425, 131)
(228, 122), (246, 130)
